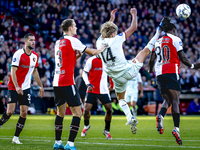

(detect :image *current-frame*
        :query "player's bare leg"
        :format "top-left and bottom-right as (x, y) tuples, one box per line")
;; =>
(81, 103), (93, 137)
(103, 103), (112, 139)
(54, 103), (66, 150)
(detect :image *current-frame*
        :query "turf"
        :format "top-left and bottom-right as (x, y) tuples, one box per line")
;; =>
(0, 115), (200, 150)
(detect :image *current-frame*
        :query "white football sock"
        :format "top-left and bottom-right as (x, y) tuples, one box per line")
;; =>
(175, 127), (179, 132)
(55, 140), (62, 145)
(13, 136), (19, 140)
(132, 108), (137, 119)
(145, 27), (160, 52)
(119, 99), (132, 122)
(67, 141), (74, 147)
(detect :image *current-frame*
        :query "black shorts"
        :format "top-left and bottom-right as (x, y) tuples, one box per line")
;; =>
(54, 85), (81, 107)
(7, 88), (31, 106)
(85, 93), (111, 105)
(157, 73), (181, 95)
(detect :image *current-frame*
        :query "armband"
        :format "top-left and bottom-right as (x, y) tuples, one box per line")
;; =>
(191, 64), (194, 69)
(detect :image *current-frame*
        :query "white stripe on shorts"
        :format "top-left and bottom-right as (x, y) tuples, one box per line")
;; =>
(71, 85), (76, 96)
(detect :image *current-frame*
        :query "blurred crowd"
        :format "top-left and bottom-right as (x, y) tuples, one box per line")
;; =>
(0, 0), (200, 92)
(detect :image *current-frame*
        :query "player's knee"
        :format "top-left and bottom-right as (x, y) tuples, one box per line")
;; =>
(84, 110), (90, 117)
(7, 110), (14, 116)
(20, 111), (27, 118)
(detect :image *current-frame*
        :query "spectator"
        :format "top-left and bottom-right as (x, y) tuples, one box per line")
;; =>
(187, 98), (200, 115)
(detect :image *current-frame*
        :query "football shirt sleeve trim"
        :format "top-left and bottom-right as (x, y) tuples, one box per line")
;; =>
(11, 65), (19, 68)
(82, 46), (87, 53)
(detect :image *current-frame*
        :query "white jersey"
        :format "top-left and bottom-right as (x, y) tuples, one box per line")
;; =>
(126, 73), (142, 95)
(96, 32), (130, 79)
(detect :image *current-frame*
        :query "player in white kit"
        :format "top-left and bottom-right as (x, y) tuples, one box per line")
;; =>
(96, 8), (161, 134)
(125, 72), (143, 126)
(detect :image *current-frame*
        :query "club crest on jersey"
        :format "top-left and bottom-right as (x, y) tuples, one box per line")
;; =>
(33, 58), (36, 62)
(13, 58), (16, 62)
(8, 97), (11, 102)
(179, 41), (182, 46)
(118, 33), (123, 36)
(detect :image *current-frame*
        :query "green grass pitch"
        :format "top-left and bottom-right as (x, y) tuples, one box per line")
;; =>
(0, 115), (200, 150)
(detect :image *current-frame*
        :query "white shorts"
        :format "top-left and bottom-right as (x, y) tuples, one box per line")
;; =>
(112, 59), (143, 93)
(125, 92), (138, 103)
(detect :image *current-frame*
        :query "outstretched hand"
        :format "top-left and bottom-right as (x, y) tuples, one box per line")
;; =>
(109, 9), (117, 22)
(130, 8), (137, 16)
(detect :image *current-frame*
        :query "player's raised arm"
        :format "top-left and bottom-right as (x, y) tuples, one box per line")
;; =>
(109, 9), (117, 23)
(125, 8), (137, 39)
(84, 44), (107, 55)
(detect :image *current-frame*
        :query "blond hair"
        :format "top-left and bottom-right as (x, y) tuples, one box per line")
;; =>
(100, 22), (118, 38)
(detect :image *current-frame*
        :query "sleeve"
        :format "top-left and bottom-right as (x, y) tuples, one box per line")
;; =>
(71, 37), (87, 53)
(83, 57), (92, 73)
(109, 76), (114, 88)
(82, 70), (90, 85)
(11, 51), (20, 67)
(137, 73), (142, 83)
(115, 32), (126, 43)
(152, 48), (155, 52)
(174, 37), (183, 52)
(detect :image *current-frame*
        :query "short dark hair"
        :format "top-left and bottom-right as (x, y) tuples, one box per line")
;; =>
(61, 19), (74, 32)
(160, 16), (176, 32)
(24, 33), (34, 41)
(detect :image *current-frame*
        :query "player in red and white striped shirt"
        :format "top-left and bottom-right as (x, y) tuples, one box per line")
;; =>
(149, 17), (200, 145)
(52, 19), (106, 150)
(0, 33), (45, 144)
(81, 56), (113, 139)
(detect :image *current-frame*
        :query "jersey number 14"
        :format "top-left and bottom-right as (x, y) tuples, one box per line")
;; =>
(101, 47), (116, 63)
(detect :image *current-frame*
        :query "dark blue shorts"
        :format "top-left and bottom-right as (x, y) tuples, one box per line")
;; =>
(157, 73), (181, 95)
(85, 93), (111, 105)
(7, 88), (31, 106)
(54, 85), (81, 107)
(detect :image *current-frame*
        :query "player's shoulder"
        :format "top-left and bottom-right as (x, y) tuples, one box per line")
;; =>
(31, 50), (38, 56)
(87, 56), (96, 62)
(167, 33), (181, 41)
(14, 48), (24, 55)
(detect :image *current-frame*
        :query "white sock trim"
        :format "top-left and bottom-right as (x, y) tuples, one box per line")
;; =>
(67, 141), (74, 147)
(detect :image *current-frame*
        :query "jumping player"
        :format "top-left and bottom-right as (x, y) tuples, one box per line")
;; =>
(96, 8), (161, 134)
(81, 55), (113, 139)
(0, 33), (45, 144)
(149, 16), (200, 145)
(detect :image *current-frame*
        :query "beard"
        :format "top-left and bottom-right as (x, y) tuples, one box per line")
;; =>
(28, 45), (34, 50)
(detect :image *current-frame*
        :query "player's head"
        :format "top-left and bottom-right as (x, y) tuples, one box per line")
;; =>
(160, 16), (176, 34)
(24, 33), (35, 50)
(100, 22), (118, 38)
(61, 19), (77, 36)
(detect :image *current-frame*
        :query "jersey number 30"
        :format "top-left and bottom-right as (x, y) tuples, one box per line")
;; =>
(101, 47), (115, 63)
(155, 45), (170, 63)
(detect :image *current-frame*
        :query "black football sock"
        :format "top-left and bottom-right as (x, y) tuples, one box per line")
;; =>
(84, 120), (89, 126)
(68, 116), (80, 142)
(0, 112), (11, 125)
(159, 107), (167, 117)
(104, 120), (111, 132)
(55, 115), (63, 141)
(172, 113), (180, 128)
(14, 116), (26, 137)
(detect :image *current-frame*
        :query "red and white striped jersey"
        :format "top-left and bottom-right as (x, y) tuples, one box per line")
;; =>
(53, 35), (86, 87)
(154, 33), (183, 77)
(8, 48), (39, 90)
(83, 56), (109, 94)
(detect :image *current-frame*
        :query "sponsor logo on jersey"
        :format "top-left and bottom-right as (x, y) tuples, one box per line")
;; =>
(118, 33), (123, 36)
(179, 41), (182, 46)
(33, 58), (36, 62)
(20, 65), (35, 68)
(94, 67), (103, 70)
(56, 70), (65, 74)
(13, 58), (16, 62)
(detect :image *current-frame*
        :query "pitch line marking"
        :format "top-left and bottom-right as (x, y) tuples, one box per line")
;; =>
(0, 137), (200, 149)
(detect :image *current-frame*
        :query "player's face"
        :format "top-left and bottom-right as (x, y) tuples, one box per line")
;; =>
(71, 21), (77, 36)
(27, 36), (35, 50)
